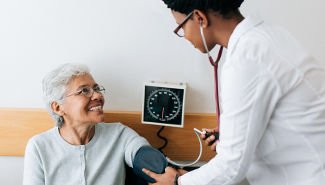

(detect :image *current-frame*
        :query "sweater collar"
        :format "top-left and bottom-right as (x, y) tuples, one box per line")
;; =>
(55, 123), (101, 150)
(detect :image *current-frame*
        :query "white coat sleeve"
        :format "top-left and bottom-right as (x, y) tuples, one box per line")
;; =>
(23, 139), (45, 185)
(180, 49), (283, 185)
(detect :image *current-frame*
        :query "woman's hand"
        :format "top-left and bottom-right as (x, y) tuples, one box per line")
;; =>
(201, 127), (219, 151)
(142, 167), (184, 185)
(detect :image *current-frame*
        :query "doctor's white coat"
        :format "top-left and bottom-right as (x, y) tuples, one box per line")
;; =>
(180, 16), (325, 185)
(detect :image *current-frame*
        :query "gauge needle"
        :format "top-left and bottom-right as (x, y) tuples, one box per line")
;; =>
(162, 107), (164, 120)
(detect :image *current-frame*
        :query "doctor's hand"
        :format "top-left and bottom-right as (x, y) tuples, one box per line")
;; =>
(142, 167), (182, 185)
(201, 127), (219, 151)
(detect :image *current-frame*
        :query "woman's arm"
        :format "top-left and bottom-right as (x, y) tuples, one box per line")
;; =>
(121, 125), (150, 167)
(23, 139), (45, 185)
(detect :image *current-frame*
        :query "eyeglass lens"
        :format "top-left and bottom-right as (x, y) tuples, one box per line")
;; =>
(80, 86), (105, 97)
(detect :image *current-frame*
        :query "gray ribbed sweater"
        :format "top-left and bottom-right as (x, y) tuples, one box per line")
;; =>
(23, 123), (149, 185)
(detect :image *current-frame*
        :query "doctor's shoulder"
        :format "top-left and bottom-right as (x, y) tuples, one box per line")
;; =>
(231, 21), (299, 67)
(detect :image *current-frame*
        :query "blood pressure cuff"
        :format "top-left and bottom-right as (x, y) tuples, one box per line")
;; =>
(132, 146), (167, 183)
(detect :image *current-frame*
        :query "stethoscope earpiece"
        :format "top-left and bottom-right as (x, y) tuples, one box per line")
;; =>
(198, 16), (224, 66)
(198, 17), (203, 24)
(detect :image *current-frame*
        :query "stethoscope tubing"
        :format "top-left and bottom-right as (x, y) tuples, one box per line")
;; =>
(199, 19), (223, 135)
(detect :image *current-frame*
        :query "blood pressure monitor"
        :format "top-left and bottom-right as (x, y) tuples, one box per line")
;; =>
(142, 81), (186, 127)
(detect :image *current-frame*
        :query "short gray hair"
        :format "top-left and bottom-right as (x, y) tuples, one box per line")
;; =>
(42, 63), (90, 127)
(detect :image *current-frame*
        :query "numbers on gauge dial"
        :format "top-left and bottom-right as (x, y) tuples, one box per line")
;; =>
(146, 89), (181, 121)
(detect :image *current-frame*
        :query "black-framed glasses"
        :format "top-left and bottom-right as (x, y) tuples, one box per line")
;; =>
(173, 11), (194, 37)
(66, 85), (106, 98)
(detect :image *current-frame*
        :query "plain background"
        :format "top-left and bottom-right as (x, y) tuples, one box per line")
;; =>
(0, 0), (324, 184)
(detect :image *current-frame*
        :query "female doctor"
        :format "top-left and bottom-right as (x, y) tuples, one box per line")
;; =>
(142, 0), (325, 185)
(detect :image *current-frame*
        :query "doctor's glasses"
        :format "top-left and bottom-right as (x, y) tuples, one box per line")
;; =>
(174, 11), (194, 37)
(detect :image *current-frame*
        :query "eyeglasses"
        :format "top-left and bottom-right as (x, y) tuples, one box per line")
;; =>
(173, 11), (194, 37)
(65, 85), (106, 98)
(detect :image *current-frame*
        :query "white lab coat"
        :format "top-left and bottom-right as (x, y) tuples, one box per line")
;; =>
(180, 16), (325, 185)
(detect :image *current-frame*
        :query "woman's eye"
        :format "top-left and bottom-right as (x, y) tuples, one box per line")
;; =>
(81, 88), (90, 93)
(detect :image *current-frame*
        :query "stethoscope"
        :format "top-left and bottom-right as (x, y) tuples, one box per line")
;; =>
(166, 17), (223, 167)
(199, 17), (223, 139)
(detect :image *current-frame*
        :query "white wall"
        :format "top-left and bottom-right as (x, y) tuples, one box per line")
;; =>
(0, 0), (324, 184)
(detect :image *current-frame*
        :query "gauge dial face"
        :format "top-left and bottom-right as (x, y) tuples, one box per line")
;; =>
(147, 89), (181, 122)
(143, 85), (184, 126)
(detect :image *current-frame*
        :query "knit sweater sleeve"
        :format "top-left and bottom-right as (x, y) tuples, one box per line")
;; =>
(23, 138), (45, 185)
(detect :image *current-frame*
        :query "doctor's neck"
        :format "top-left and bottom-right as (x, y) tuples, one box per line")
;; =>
(207, 11), (244, 48)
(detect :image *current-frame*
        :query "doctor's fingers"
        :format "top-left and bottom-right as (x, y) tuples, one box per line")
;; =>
(165, 166), (178, 173)
(201, 128), (218, 140)
(142, 168), (160, 180)
(205, 135), (216, 146)
(177, 168), (188, 175)
(200, 133), (207, 140)
(209, 140), (219, 151)
(202, 127), (218, 134)
(144, 167), (178, 185)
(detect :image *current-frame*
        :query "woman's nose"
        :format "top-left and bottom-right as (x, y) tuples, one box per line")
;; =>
(91, 90), (104, 101)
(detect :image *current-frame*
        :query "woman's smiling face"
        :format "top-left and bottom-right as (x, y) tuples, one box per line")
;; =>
(61, 74), (105, 125)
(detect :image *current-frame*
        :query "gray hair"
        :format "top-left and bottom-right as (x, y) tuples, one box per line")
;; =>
(42, 63), (90, 127)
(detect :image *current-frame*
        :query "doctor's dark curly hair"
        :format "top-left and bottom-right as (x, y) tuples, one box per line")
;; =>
(162, 0), (244, 17)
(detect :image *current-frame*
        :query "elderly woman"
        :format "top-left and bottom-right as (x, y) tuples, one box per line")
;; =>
(23, 63), (150, 185)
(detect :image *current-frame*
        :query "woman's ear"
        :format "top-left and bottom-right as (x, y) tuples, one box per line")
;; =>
(51, 101), (64, 116)
(193, 10), (209, 28)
